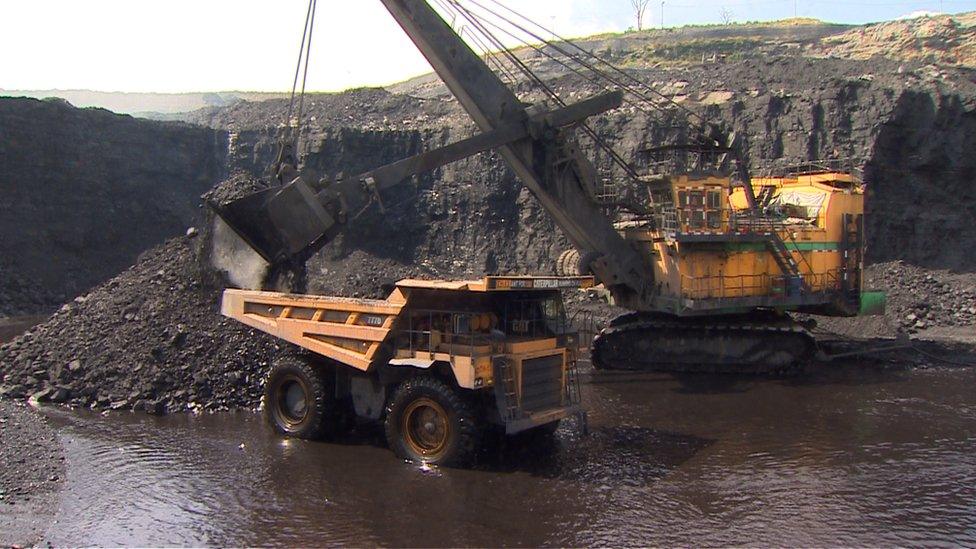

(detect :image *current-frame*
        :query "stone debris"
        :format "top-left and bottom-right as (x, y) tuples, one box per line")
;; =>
(867, 261), (976, 332)
(0, 400), (64, 505)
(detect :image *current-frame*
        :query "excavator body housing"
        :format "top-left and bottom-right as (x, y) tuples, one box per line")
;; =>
(594, 170), (880, 317)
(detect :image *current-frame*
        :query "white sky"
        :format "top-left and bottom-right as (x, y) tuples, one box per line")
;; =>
(2, 0), (974, 93)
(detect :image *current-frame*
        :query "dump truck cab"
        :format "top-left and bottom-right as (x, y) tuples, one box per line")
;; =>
(220, 275), (591, 466)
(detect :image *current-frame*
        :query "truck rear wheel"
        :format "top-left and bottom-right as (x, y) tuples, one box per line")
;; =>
(263, 353), (338, 440)
(384, 376), (480, 467)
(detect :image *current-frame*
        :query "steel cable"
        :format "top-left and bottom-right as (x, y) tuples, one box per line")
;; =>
(286, 0), (315, 126)
(447, 0), (643, 181)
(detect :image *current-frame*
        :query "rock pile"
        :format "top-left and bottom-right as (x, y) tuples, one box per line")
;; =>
(0, 237), (283, 414)
(866, 261), (976, 332)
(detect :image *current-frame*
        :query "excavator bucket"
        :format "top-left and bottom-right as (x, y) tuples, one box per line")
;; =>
(208, 187), (284, 264)
(207, 177), (337, 266)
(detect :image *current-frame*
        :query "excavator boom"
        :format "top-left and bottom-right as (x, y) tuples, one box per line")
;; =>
(212, 0), (650, 303)
(378, 0), (649, 302)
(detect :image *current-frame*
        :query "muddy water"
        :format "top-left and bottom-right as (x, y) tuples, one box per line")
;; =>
(41, 365), (976, 546)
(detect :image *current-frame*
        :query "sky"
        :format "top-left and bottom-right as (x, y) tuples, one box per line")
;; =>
(1, 0), (974, 94)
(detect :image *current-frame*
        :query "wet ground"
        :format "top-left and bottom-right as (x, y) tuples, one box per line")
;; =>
(22, 362), (974, 547)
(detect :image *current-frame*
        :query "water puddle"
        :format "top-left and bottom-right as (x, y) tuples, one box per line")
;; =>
(40, 365), (976, 546)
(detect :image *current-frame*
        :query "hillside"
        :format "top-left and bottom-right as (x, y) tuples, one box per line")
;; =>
(0, 90), (288, 117)
(814, 11), (976, 66)
(560, 12), (976, 69)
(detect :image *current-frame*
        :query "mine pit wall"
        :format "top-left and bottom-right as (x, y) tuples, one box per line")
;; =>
(864, 91), (976, 270)
(0, 97), (228, 316)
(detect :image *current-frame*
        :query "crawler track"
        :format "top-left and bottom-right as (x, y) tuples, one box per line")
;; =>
(591, 313), (815, 374)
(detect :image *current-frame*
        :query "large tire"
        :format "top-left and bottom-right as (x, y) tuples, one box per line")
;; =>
(263, 353), (339, 440)
(384, 376), (480, 467)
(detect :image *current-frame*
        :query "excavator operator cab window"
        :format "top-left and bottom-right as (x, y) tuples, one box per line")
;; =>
(678, 190), (706, 230)
(678, 190), (704, 208)
(706, 210), (721, 229)
(677, 187), (726, 232)
(707, 190), (722, 209)
(706, 190), (724, 228)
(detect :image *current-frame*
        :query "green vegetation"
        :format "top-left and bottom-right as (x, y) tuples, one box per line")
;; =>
(585, 17), (833, 41)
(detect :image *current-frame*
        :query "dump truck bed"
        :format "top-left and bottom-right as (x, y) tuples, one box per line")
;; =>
(221, 275), (595, 372)
(221, 289), (405, 371)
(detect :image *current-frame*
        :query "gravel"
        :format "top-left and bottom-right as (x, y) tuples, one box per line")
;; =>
(810, 261), (976, 341)
(0, 402), (63, 503)
(0, 400), (64, 546)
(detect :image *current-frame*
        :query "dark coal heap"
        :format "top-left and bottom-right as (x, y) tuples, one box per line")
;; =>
(0, 237), (282, 414)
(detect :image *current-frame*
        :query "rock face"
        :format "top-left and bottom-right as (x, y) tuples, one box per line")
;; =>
(0, 97), (226, 316)
(814, 12), (976, 67)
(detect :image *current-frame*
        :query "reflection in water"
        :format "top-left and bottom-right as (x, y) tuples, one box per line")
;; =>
(42, 365), (976, 546)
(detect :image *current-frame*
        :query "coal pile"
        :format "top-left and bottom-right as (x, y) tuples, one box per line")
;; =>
(866, 261), (976, 332)
(0, 237), (283, 414)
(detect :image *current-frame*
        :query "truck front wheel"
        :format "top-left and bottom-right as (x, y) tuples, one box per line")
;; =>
(384, 376), (480, 467)
(263, 353), (338, 440)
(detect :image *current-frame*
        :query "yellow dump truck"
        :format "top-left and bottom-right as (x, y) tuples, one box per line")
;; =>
(221, 275), (590, 465)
